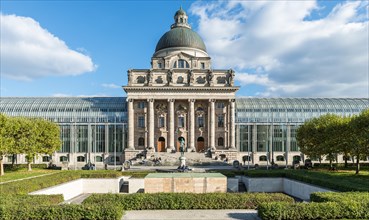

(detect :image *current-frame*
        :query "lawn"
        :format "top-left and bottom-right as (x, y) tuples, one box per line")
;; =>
(0, 168), (60, 183)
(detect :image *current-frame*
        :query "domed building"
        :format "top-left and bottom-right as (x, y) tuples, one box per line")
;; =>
(0, 8), (368, 168)
(123, 7), (239, 160)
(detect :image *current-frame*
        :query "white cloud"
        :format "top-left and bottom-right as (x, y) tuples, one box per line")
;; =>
(101, 83), (121, 89)
(190, 1), (369, 97)
(0, 14), (97, 81)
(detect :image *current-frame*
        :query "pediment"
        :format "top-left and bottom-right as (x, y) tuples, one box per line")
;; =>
(164, 52), (195, 60)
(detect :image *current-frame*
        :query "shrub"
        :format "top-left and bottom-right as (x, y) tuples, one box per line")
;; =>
(310, 192), (369, 203)
(4, 164), (48, 171)
(258, 201), (369, 220)
(0, 204), (124, 220)
(0, 195), (64, 207)
(83, 193), (294, 210)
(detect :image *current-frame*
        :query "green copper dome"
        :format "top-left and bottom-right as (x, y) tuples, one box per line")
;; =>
(155, 27), (207, 53)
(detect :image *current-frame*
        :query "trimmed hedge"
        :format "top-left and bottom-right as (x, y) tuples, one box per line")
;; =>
(258, 201), (369, 220)
(310, 192), (369, 203)
(83, 193), (294, 210)
(0, 204), (124, 220)
(0, 170), (152, 195)
(0, 195), (64, 207)
(211, 169), (369, 192)
(4, 164), (48, 171)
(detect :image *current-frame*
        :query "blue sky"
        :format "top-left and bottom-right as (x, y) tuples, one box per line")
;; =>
(1, 0), (368, 98)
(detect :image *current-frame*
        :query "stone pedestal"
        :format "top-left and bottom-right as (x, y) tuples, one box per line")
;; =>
(179, 156), (186, 167)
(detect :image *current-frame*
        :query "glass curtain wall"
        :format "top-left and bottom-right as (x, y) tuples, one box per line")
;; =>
(59, 125), (71, 153)
(238, 125), (252, 152)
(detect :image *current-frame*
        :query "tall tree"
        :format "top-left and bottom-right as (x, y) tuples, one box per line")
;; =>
(297, 117), (324, 163)
(35, 118), (61, 157)
(350, 109), (369, 174)
(0, 114), (12, 176)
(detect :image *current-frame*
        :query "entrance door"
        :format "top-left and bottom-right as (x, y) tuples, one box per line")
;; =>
(157, 137), (165, 152)
(197, 137), (205, 152)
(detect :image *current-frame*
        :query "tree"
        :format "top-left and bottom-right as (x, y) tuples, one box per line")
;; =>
(332, 117), (353, 168)
(297, 117), (324, 163)
(350, 109), (369, 174)
(35, 118), (61, 157)
(0, 114), (12, 176)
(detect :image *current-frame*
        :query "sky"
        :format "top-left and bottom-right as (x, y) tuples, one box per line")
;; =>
(1, 0), (368, 98)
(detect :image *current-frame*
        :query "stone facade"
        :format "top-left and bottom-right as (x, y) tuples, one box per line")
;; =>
(123, 8), (239, 161)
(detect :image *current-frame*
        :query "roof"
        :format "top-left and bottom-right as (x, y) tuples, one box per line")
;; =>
(155, 27), (207, 53)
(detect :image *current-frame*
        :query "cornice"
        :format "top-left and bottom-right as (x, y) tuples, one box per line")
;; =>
(123, 86), (240, 92)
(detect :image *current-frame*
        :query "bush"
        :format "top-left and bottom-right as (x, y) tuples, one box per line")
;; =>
(83, 193), (294, 210)
(0, 204), (124, 220)
(4, 164), (48, 171)
(310, 192), (369, 203)
(258, 201), (369, 220)
(0, 195), (64, 207)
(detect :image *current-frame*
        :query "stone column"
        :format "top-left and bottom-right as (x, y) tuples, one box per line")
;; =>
(229, 99), (236, 149)
(168, 99), (175, 152)
(127, 99), (134, 149)
(148, 99), (155, 151)
(209, 99), (216, 150)
(188, 99), (195, 151)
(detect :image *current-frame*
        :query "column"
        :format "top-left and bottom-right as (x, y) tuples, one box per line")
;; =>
(286, 124), (291, 165)
(209, 99), (215, 150)
(127, 99), (134, 149)
(168, 99), (175, 151)
(148, 99), (155, 150)
(188, 99), (195, 151)
(229, 99), (236, 149)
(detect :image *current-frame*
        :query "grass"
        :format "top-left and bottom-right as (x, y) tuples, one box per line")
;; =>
(0, 168), (60, 183)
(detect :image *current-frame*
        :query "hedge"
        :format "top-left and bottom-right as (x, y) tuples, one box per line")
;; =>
(0, 204), (124, 220)
(83, 193), (294, 210)
(258, 201), (369, 220)
(1, 170), (152, 195)
(310, 192), (369, 203)
(4, 164), (48, 171)
(0, 195), (64, 207)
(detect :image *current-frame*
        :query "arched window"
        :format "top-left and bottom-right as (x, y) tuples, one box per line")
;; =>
(218, 137), (224, 146)
(95, 156), (103, 162)
(60, 156), (68, 162)
(242, 155), (251, 162)
(293, 155), (301, 162)
(276, 155), (285, 161)
(259, 155), (267, 161)
(77, 156), (85, 162)
(174, 59), (189, 69)
(42, 156), (50, 162)
(138, 137), (145, 146)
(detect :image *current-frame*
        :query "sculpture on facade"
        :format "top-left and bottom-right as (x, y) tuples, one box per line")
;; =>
(127, 69), (132, 85)
(147, 70), (153, 84)
(167, 70), (173, 84)
(207, 70), (213, 85)
(188, 69), (194, 85)
(227, 69), (235, 86)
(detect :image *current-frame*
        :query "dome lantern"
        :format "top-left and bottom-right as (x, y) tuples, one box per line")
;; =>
(171, 6), (191, 29)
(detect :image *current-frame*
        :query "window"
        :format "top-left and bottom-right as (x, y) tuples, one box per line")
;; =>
(178, 116), (185, 128)
(218, 137), (224, 146)
(42, 156), (50, 162)
(177, 59), (189, 68)
(197, 116), (204, 128)
(217, 102), (225, 108)
(159, 116), (165, 128)
(60, 156), (68, 162)
(77, 156), (85, 162)
(138, 116), (145, 128)
(293, 155), (301, 162)
(138, 101), (145, 109)
(276, 155), (285, 161)
(138, 137), (145, 146)
(259, 156), (267, 161)
(158, 62), (162, 69)
(218, 115), (224, 127)
(110, 156), (120, 162)
(242, 155), (251, 162)
(201, 62), (205, 69)
(95, 156), (103, 162)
